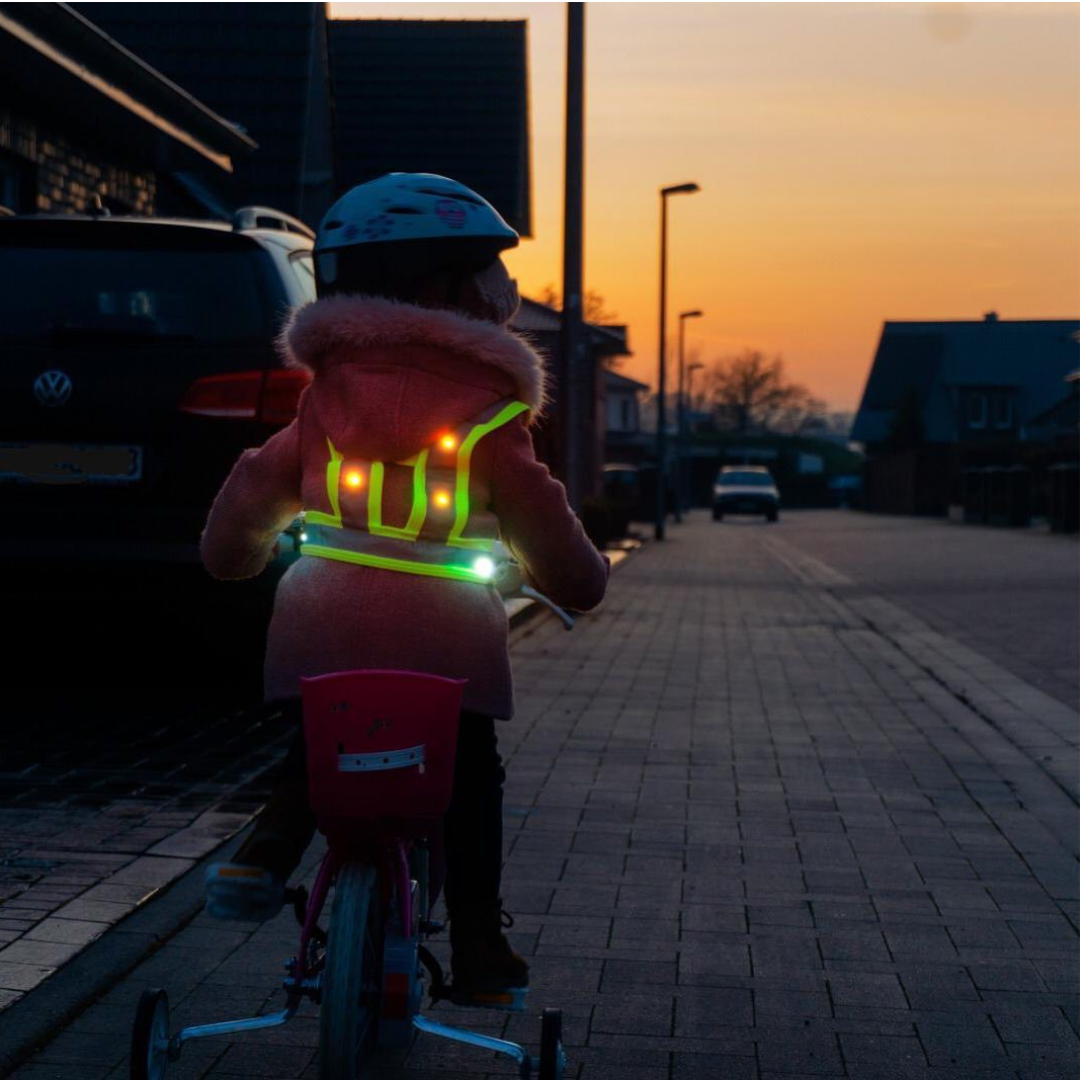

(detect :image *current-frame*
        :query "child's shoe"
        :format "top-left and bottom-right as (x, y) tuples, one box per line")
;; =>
(205, 863), (285, 921)
(449, 901), (529, 993)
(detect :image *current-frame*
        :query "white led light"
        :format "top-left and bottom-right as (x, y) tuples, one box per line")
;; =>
(472, 556), (496, 580)
(299, 532), (309, 543)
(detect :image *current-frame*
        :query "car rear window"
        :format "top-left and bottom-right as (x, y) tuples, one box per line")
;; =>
(720, 471), (773, 486)
(0, 246), (274, 345)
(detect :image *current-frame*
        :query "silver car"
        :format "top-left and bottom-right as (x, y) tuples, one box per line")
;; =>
(712, 466), (780, 522)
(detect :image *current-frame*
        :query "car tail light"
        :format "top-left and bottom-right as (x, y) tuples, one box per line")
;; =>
(179, 370), (311, 423)
(259, 369), (312, 423)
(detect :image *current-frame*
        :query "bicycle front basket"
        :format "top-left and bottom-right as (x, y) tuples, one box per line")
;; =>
(301, 669), (465, 826)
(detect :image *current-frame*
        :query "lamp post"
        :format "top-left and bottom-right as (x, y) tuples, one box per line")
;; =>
(655, 182), (700, 540)
(674, 309), (703, 522)
(685, 360), (705, 512)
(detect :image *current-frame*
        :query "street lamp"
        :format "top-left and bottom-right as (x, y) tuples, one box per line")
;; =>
(686, 361), (705, 512)
(655, 182), (700, 540)
(674, 309), (704, 523)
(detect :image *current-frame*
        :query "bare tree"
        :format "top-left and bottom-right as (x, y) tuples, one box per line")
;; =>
(701, 350), (826, 436)
(533, 284), (619, 325)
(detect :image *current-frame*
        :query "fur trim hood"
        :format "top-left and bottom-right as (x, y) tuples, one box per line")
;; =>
(278, 296), (547, 415)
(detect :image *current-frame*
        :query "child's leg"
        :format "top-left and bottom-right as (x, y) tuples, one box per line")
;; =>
(207, 699), (315, 920)
(443, 711), (528, 990)
(443, 711), (504, 913)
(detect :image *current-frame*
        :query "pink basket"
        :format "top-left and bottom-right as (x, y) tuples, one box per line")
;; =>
(301, 670), (464, 828)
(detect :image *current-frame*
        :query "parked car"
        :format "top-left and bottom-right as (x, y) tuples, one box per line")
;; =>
(0, 208), (316, 709)
(712, 466), (780, 522)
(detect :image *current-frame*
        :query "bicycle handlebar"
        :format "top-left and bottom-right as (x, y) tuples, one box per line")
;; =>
(489, 542), (575, 631)
(519, 584), (575, 631)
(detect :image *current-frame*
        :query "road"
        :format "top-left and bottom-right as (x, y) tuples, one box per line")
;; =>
(767, 511), (1079, 710)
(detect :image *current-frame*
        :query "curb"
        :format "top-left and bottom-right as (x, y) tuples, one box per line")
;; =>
(0, 828), (249, 1077)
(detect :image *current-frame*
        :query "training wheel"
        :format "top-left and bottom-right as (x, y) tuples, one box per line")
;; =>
(130, 988), (171, 1080)
(538, 1008), (565, 1080)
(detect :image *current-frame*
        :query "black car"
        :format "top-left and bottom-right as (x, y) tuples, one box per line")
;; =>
(0, 209), (316, 710)
(712, 466), (780, 522)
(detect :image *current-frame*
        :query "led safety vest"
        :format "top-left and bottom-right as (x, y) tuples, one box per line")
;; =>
(299, 397), (529, 584)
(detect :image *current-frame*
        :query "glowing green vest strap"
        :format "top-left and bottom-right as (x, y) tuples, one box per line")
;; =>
(300, 524), (495, 584)
(306, 438), (345, 528)
(447, 399), (529, 549)
(368, 449), (429, 539)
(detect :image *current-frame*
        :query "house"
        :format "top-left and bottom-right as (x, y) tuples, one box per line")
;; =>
(71, 2), (335, 222)
(79, 7), (532, 236)
(853, 313), (1080, 515)
(0, 2), (253, 215)
(328, 18), (531, 236)
(512, 298), (630, 497)
(605, 370), (649, 441)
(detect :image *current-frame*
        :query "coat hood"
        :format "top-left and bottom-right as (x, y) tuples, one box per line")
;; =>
(277, 296), (548, 462)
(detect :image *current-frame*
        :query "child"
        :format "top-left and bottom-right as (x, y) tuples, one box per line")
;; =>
(199, 173), (609, 993)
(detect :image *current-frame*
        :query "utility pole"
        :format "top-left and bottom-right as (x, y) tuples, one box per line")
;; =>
(654, 183), (699, 539)
(559, 2), (586, 509)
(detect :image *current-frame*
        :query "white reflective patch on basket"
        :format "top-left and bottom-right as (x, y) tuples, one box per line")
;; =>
(337, 745), (426, 773)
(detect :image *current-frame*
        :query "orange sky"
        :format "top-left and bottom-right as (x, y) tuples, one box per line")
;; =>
(331, 2), (1080, 411)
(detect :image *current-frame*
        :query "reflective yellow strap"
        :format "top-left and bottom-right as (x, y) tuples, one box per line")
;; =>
(447, 401), (529, 549)
(308, 438), (345, 529)
(368, 450), (429, 540)
(300, 543), (491, 583)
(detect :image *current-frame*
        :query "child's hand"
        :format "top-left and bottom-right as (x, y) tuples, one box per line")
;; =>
(494, 559), (524, 596)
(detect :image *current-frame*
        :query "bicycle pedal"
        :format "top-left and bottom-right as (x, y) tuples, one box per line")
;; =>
(444, 985), (528, 1012)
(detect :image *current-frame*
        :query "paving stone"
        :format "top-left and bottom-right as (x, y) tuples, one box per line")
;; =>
(826, 972), (908, 1010)
(756, 1025), (845, 1074)
(917, 1017), (1010, 1067)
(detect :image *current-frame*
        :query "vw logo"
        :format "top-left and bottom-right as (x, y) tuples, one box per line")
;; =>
(34, 370), (73, 407)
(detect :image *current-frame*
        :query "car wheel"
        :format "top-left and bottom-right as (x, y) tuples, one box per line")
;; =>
(766, 510), (779, 523)
(712, 507), (723, 521)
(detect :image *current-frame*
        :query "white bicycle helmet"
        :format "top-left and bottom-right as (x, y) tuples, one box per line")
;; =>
(316, 172), (517, 261)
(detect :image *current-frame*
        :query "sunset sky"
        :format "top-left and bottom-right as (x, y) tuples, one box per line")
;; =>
(330, 2), (1080, 411)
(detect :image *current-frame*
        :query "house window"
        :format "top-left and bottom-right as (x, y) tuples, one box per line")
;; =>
(0, 151), (33, 214)
(967, 392), (987, 429)
(621, 398), (631, 430)
(993, 394), (1013, 430)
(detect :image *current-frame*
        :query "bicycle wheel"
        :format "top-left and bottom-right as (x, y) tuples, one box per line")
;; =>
(538, 1008), (564, 1080)
(319, 862), (381, 1080)
(130, 988), (170, 1080)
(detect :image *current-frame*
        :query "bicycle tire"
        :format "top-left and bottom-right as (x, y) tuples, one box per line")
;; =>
(130, 987), (170, 1080)
(319, 862), (381, 1080)
(408, 845), (429, 933)
(538, 1008), (564, 1080)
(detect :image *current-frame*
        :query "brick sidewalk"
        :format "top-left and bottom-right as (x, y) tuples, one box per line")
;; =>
(8, 514), (1078, 1079)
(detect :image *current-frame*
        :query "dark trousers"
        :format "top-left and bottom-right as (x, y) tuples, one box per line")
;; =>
(235, 700), (505, 917)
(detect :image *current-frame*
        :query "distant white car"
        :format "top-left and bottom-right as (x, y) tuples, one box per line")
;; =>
(712, 466), (780, 522)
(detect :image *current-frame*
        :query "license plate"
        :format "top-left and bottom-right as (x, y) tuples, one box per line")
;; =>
(0, 442), (143, 485)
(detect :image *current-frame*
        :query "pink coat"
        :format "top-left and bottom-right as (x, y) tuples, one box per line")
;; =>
(200, 296), (609, 718)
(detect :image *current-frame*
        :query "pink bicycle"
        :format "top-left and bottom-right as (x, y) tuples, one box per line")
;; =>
(130, 667), (567, 1079)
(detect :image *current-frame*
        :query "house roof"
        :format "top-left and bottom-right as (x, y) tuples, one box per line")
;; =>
(73, 2), (325, 214)
(605, 369), (649, 392)
(328, 18), (531, 236)
(512, 298), (630, 357)
(853, 315), (1080, 444)
(0, 2), (254, 173)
